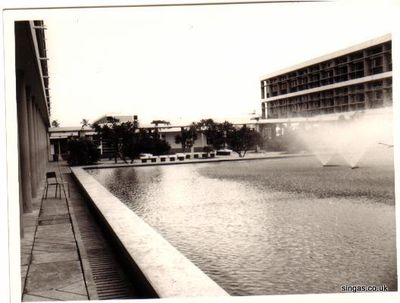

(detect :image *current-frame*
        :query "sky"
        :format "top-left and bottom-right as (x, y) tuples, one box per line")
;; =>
(44, 1), (396, 126)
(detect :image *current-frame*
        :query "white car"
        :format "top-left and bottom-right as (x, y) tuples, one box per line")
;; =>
(176, 153), (185, 160)
(139, 153), (153, 158)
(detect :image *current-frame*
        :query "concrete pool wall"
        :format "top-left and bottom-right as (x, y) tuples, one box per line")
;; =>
(71, 166), (229, 298)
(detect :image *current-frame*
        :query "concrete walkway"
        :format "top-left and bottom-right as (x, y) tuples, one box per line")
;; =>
(21, 163), (88, 301)
(20, 162), (137, 301)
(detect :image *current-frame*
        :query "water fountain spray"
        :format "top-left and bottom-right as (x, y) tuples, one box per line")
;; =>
(296, 109), (393, 169)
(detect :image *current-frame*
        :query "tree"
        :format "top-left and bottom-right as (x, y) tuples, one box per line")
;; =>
(151, 120), (170, 139)
(94, 122), (170, 163)
(196, 119), (233, 151)
(78, 118), (90, 137)
(66, 138), (100, 166)
(51, 120), (60, 127)
(81, 118), (90, 129)
(93, 121), (138, 163)
(226, 125), (263, 157)
(175, 123), (198, 152)
(152, 138), (171, 156)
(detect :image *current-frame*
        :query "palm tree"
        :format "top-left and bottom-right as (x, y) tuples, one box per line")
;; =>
(151, 120), (170, 127)
(81, 118), (90, 129)
(151, 120), (170, 139)
(79, 118), (90, 138)
(175, 124), (198, 153)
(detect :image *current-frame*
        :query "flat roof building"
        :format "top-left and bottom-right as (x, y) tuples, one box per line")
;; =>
(92, 113), (138, 125)
(260, 34), (392, 120)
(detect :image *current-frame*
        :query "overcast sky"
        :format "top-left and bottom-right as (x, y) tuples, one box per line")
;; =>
(44, 1), (395, 126)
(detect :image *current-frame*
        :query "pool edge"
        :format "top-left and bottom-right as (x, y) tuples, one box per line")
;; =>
(70, 166), (230, 298)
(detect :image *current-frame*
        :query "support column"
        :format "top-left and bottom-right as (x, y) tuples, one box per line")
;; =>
(36, 103), (41, 186)
(38, 110), (48, 176)
(33, 104), (39, 187)
(40, 114), (47, 173)
(383, 88), (391, 107)
(18, 138), (24, 237)
(16, 70), (32, 213)
(27, 94), (38, 197)
(47, 126), (51, 162)
(36, 108), (44, 178)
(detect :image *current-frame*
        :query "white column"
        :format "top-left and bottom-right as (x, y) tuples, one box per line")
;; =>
(27, 94), (38, 197)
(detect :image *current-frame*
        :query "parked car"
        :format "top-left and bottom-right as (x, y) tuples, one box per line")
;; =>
(139, 153), (153, 163)
(216, 149), (232, 156)
(139, 153), (153, 158)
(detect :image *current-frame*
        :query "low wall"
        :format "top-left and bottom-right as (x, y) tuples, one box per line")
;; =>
(84, 152), (313, 170)
(71, 167), (229, 298)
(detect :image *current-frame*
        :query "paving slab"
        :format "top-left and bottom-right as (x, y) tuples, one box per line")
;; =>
(27, 289), (88, 301)
(25, 260), (86, 293)
(23, 293), (57, 302)
(32, 241), (77, 253)
(32, 250), (80, 264)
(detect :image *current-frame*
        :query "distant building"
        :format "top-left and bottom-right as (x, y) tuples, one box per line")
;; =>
(153, 126), (208, 153)
(52, 115), (260, 159)
(89, 113), (138, 157)
(260, 34), (392, 120)
(92, 113), (138, 125)
(48, 126), (96, 160)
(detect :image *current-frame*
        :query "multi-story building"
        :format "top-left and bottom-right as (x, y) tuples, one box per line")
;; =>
(260, 34), (392, 120)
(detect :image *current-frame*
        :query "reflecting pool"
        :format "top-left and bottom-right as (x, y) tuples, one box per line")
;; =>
(88, 154), (397, 295)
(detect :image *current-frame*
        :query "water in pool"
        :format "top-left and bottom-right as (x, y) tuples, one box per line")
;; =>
(88, 155), (397, 295)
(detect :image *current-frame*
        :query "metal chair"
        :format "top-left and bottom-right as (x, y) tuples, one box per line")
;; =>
(42, 171), (70, 199)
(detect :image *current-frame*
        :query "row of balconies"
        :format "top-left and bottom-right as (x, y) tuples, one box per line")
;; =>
(265, 87), (390, 109)
(264, 71), (390, 98)
(268, 63), (386, 90)
(264, 42), (391, 87)
(265, 79), (390, 99)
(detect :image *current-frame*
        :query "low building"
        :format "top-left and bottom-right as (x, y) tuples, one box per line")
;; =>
(48, 126), (97, 160)
(91, 113), (139, 158)
(92, 113), (138, 125)
(157, 127), (207, 153)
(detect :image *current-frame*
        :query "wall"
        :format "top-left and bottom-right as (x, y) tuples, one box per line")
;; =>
(15, 21), (50, 236)
(162, 131), (207, 153)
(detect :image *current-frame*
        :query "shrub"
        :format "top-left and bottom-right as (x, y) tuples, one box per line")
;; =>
(152, 139), (171, 155)
(67, 138), (100, 166)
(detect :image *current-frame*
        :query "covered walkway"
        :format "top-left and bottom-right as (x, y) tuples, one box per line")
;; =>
(20, 162), (138, 301)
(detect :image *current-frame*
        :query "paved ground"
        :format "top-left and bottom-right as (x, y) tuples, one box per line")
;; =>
(20, 162), (137, 301)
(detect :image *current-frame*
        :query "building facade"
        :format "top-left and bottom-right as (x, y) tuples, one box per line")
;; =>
(48, 126), (97, 160)
(92, 113), (138, 125)
(15, 21), (51, 236)
(260, 34), (392, 120)
(156, 127), (208, 153)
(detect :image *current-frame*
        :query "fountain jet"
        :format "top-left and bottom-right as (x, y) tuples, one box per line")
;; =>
(293, 109), (393, 169)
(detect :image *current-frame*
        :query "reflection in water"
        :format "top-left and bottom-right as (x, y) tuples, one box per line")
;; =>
(88, 157), (397, 295)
